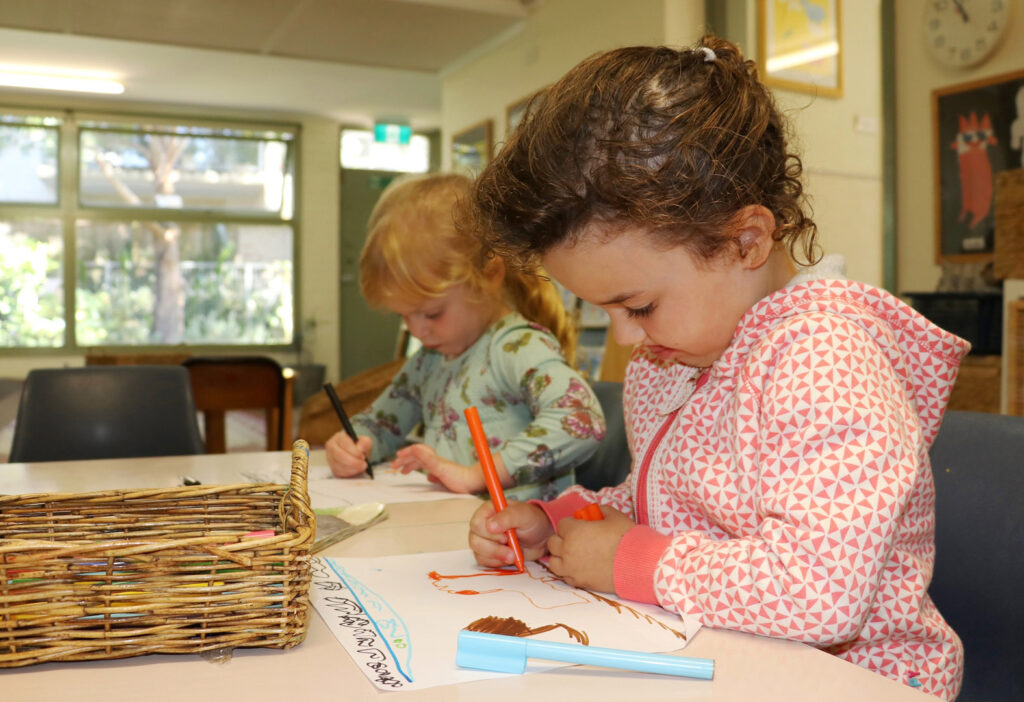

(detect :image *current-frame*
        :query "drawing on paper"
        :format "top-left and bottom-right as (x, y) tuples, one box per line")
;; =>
(311, 549), (700, 692)
(428, 563), (687, 642)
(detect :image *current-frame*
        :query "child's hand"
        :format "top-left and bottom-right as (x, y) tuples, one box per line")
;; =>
(393, 443), (485, 493)
(469, 500), (554, 568)
(547, 506), (634, 593)
(325, 431), (373, 477)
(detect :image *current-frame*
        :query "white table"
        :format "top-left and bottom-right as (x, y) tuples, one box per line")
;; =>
(1, 451), (936, 701)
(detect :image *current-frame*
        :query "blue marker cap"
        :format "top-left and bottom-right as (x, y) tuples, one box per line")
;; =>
(456, 630), (714, 679)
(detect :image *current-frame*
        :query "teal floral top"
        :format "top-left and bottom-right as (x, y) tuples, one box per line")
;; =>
(352, 313), (606, 500)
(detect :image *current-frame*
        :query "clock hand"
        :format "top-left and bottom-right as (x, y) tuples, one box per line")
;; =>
(952, 0), (970, 23)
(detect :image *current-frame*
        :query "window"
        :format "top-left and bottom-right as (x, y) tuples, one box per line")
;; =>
(0, 111), (297, 350)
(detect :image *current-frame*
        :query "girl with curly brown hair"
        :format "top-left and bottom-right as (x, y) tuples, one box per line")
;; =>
(466, 38), (965, 700)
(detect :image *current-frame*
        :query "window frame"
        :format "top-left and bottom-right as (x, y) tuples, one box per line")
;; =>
(0, 107), (301, 356)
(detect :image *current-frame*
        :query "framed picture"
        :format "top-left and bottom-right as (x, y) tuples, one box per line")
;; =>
(758, 0), (842, 98)
(933, 69), (1024, 262)
(450, 119), (492, 176)
(506, 89), (542, 135)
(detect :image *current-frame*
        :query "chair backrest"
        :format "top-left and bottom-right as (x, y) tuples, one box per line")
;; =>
(574, 381), (632, 492)
(929, 410), (1024, 702)
(183, 356), (293, 453)
(8, 366), (205, 463)
(298, 358), (405, 446)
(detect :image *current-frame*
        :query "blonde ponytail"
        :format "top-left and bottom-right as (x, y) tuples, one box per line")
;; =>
(502, 267), (578, 365)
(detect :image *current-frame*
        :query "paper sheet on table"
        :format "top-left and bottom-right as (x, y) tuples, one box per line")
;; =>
(311, 549), (700, 692)
(242, 462), (476, 509)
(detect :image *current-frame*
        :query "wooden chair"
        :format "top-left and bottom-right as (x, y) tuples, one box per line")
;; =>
(183, 356), (294, 453)
(298, 358), (406, 446)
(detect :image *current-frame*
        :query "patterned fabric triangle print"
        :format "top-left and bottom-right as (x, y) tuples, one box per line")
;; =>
(561, 278), (967, 701)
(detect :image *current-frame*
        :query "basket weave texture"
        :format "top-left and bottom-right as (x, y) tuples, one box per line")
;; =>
(0, 440), (315, 667)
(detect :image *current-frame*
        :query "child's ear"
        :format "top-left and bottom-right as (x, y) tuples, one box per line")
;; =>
(731, 205), (777, 270)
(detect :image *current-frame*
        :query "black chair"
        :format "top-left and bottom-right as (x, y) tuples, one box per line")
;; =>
(8, 366), (205, 463)
(929, 410), (1024, 702)
(575, 381), (632, 491)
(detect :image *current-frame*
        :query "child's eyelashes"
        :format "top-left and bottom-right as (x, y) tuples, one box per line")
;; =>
(625, 303), (654, 319)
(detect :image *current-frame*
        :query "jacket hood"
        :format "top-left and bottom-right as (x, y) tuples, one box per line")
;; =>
(718, 278), (971, 446)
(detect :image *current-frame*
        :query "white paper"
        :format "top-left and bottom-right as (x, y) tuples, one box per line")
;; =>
(242, 462), (476, 509)
(311, 550), (700, 692)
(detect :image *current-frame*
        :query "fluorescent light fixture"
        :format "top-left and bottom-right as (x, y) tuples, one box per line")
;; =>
(0, 65), (124, 95)
(766, 41), (839, 73)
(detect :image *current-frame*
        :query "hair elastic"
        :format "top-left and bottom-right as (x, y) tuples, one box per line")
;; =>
(698, 46), (716, 63)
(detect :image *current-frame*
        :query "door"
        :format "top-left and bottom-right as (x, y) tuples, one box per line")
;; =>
(339, 169), (402, 379)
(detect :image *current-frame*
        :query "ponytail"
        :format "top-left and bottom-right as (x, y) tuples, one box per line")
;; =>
(502, 267), (578, 365)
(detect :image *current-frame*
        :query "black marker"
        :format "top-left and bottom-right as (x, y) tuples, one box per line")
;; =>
(323, 383), (373, 477)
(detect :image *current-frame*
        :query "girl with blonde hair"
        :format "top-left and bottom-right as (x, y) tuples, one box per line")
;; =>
(326, 172), (605, 500)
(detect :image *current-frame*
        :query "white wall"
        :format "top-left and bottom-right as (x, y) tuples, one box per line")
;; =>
(443, 0), (883, 287)
(442, 0), (699, 163)
(0, 94), (341, 382)
(896, 0), (1024, 293)
(733, 0), (884, 286)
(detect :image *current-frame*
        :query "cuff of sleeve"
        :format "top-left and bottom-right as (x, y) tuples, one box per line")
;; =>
(614, 525), (671, 605)
(529, 493), (591, 529)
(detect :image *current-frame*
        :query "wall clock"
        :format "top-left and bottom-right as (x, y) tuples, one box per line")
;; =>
(924, 0), (1011, 68)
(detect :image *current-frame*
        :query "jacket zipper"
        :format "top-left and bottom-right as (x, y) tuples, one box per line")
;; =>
(635, 370), (707, 524)
(635, 407), (681, 525)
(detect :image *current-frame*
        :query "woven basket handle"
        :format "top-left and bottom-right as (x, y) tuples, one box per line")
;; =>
(278, 439), (314, 533)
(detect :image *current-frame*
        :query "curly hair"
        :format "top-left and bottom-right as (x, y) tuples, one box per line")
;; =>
(359, 172), (577, 361)
(466, 36), (819, 267)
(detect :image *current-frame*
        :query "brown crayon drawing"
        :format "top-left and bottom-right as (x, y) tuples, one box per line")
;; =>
(466, 615), (589, 644)
(427, 562), (687, 642)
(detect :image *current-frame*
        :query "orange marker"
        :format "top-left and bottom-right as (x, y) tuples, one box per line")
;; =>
(465, 406), (525, 573)
(573, 503), (604, 521)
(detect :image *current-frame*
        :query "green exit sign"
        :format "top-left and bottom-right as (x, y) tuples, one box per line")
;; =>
(374, 123), (411, 145)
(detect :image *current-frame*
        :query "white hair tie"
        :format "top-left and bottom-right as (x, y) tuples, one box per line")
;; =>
(698, 46), (716, 63)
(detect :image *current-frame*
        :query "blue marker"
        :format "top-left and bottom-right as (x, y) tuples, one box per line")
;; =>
(456, 630), (714, 679)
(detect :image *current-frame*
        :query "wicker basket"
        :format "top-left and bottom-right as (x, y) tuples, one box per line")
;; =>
(0, 440), (315, 667)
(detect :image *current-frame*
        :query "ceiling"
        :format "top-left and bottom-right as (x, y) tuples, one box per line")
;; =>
(0, 0), (530, 128)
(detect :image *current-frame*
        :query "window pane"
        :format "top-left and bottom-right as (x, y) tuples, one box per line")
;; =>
(0, 122), (58, 204)
(79, 129), (293, 215)
(76, 220), (293, 346)
(0, 218), (64, 347)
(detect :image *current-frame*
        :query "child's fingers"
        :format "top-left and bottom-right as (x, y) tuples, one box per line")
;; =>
(469, 501), (513, 566)
(325, 431), (368, 477)
(393, 458), (425, 475)
(469, 531), (516, 567)
(469, 502), (500, 539)
(356, 435), (374, 456)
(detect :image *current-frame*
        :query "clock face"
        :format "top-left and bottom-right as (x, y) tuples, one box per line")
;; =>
(925, 0), (1011, 68)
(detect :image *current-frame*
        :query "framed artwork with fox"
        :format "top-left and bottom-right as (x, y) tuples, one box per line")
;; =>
(933, 69), (1024, 262)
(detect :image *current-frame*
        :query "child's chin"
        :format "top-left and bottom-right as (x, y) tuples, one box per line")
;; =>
(647, 344), (678, 360)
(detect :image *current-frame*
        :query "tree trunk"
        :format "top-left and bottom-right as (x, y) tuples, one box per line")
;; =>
(148, 136), (189, 343)
(98, 135), (190, 343)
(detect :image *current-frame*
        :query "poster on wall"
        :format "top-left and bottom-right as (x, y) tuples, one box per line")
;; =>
(758, 0), (842, 97)
(933, 69), (1024, 262)
(451, 119), (493, 177)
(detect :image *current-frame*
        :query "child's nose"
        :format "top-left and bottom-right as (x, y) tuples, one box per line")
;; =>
(610, 315), (645, 347)
(403, 316), (426, 339)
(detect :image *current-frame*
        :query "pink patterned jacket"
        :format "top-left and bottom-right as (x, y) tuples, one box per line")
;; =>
(541, 279), (968, 701)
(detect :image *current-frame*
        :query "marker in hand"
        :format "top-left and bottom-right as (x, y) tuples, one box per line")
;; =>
(323, 382), (373, 478)
(464, 406), (524, 572)
(573, 503), (604, 521)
